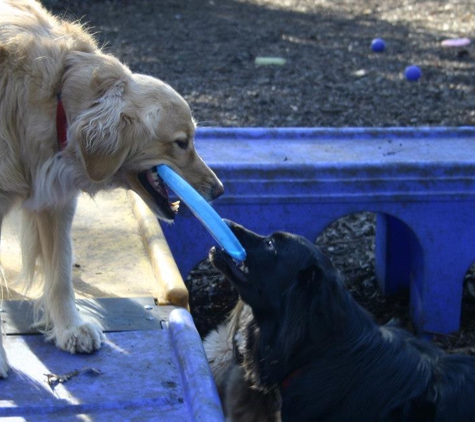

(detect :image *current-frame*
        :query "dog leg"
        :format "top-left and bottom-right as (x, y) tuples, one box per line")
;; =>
(204, 321), (281, 422)
(0, 212), (10, 377)
(0, 320), (8, 378)
(23, 199), (103, 354)
(225, 365), (281, 422)
(0, 208), (12, 377)
(204, 323), (235, 395)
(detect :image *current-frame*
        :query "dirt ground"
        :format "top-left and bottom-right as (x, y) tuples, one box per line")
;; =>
(44, 0), (475, 351)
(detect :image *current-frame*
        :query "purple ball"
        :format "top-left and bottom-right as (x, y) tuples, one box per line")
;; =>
(371, 38), (386, 52)
(404, 65), (422, 81)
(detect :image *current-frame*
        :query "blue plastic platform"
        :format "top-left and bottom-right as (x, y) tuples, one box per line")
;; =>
(161, 127), (475, 335)
(0, 298), (224, 421)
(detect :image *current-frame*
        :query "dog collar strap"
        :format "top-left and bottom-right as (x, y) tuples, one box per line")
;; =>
(281, 362), (314, 391)
(56, 94), (68, 150)
(281, 367), (303, 390)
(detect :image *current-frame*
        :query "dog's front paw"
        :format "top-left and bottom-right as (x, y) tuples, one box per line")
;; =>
(56, 323), (103, 354)
(0, 346), (9, 378)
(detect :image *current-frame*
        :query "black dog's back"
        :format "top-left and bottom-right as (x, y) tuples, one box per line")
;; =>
(428, 352), (475, 421)
(284, 323), (475, 421)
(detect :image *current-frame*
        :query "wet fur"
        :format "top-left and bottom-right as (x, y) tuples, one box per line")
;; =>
(206, 222), (475, 422)
(0, 0), (222, 378)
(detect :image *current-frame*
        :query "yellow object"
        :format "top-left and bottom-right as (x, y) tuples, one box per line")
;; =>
(128, 191), (189, 309)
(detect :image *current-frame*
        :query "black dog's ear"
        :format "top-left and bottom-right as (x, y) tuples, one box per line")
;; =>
(273, 263), (327, 369)
(297, 264), (324, 289)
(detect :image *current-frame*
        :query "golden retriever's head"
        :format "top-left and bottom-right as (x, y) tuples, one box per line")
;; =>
(62, 52), (223, 221)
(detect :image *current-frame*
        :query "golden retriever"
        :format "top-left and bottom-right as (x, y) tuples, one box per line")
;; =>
(0, 0), (223, 378)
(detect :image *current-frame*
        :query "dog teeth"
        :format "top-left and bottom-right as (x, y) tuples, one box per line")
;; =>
(238, 261), (248, 274)
(170, 200), (180, 213)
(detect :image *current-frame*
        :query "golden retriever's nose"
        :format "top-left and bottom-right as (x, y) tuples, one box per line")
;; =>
(211, 181), (225, 200)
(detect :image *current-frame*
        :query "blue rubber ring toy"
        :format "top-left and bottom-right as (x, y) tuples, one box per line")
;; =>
(157, 165), (247, 261)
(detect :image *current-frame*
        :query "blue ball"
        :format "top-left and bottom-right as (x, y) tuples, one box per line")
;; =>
(371, 38), (386, 52)
(404, 65), (422, 81)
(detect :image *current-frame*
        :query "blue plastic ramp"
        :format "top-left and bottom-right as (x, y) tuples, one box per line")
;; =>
(0, 298), (224, 421)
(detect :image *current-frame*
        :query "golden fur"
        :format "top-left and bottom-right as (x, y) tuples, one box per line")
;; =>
(0, 0), (223, 378)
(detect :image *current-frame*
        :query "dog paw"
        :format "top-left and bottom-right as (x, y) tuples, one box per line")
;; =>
(55, 323), (103, 354)
(0, 347), (9, 378)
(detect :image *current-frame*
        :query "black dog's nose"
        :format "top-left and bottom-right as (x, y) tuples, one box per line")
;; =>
(223, 219), (235, 228)
(223, 219), (244, 234)
(211, 181), (224, 200)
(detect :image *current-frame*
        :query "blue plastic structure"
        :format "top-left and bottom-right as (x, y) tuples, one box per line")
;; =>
(0, 299), (225, 421)
(161, 126), (475, 335)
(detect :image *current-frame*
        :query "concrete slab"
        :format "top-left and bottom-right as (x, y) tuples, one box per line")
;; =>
(0, 190), (187, 305)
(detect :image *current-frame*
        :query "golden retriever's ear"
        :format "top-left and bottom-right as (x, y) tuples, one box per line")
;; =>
(91, 55), (129, 99)
(64, 53), (137, 182)
(73, 89), (132, 182)
(78, 133), (129, 183)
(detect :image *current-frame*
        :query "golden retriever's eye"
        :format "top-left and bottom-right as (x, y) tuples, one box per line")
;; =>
(174, 139), (188, 150)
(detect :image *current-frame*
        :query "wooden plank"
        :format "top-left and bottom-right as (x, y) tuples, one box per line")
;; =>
(128, 191), (189, 308)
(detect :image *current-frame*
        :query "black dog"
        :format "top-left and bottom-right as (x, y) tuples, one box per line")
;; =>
(205, 221), (475, 422)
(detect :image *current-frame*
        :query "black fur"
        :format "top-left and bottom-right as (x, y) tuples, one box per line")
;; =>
(209, 221), (475, 422)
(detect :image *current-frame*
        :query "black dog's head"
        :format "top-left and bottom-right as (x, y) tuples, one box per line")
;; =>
(209, 220), (340, 324)
(209, 221), (352, 387)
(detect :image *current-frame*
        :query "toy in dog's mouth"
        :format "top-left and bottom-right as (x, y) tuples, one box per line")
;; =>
(209, 246), (249, 284)
(138, 167), (180, 219)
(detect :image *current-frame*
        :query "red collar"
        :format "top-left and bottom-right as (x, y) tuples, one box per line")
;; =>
(56, 94), (68, 150)
(282, 362), (313, 390)
(281, 367), (304, 390)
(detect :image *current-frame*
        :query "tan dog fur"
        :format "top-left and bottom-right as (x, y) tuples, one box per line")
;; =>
(0, 0), (223, 378)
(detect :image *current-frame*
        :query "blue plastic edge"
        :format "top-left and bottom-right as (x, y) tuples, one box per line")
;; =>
(168, 308), (225, 422)
(196, 126), (475, 140)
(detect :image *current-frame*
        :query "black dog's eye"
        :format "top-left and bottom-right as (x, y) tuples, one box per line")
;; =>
(174, 139), (188, 150)
(266, 239), (275, 252)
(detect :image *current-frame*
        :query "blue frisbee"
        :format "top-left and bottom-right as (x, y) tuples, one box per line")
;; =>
(157, 165), (246, 262)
